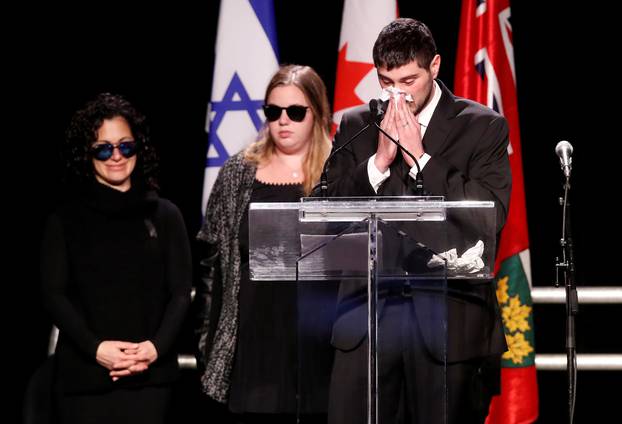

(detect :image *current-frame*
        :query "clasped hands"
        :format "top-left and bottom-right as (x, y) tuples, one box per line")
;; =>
(374, 91), (424, 173)
(96, 340), (158, 382)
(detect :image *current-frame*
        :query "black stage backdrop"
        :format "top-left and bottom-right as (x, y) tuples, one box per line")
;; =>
(9, 1), (620, 423)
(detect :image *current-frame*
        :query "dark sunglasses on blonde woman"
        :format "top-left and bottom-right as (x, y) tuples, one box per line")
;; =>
(262, 104), (309, 122)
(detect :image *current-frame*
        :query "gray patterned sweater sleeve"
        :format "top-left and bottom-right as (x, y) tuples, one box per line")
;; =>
(197, 151), (256, 403)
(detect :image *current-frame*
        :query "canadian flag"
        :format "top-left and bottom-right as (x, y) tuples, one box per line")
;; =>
(332, 0), (397, 134)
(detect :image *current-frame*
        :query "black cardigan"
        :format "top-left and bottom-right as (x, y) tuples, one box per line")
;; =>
(41, 182), (191, 394)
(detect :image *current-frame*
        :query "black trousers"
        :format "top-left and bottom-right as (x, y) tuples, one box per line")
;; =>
(327, 296), (493, 424)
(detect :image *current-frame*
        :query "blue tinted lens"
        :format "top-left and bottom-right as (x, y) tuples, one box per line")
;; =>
(118, 141), (137, 158)
(91, 141), (137, 161)
(91, 144), (114, 160)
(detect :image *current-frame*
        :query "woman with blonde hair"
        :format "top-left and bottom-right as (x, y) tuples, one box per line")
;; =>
(196, 64), (332, 423)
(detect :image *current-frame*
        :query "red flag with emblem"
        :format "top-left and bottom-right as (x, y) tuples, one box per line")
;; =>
(455, 0), (539, 422)
(332, 0), (397, 135)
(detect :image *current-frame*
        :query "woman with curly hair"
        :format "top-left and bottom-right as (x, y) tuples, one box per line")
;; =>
(196, 64), (334, 423)
(41, 93), (191, 423)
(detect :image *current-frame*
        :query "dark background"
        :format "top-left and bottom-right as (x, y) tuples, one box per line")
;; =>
(9, 1), (620, 422)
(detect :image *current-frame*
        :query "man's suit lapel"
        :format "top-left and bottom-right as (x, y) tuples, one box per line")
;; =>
(422, 80), (458, 156)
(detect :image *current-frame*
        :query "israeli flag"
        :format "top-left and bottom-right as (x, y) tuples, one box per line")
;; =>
(202, 0), (279, 213)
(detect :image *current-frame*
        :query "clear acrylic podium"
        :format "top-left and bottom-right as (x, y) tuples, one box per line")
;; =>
(249, 197), (497, 423)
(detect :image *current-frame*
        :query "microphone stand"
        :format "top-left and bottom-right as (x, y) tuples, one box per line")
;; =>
(554, 174), (578, 424)
(373, 123), (425, 195)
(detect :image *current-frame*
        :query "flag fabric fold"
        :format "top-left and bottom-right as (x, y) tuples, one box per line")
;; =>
(454, 1), (539, 422)
(202, 0), (279, 212)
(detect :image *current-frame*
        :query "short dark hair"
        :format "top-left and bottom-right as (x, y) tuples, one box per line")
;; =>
(64, 93), (159, 190)
(372, 18), (437, 71)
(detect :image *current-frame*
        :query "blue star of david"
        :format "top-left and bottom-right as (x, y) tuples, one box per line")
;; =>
(206, 73), (265, 167)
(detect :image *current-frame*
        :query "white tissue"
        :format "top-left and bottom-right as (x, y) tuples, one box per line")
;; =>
(427, 240), (485, 274)
(379, 86), (414, 106)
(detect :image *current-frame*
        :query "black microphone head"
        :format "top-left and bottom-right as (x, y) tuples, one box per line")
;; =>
(368, 98), (387, 123)
(369, 98), (379, 114)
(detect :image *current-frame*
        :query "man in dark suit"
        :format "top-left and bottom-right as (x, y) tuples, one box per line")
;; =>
(324, 18), (511, 424)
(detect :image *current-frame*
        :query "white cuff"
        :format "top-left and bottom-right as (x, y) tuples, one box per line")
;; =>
(368, 154), (390, 193)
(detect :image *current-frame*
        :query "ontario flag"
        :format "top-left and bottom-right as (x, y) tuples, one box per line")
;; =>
(202, 0), (279, 213)
(332, 0), (397, 134)
(454, 0), (539, 422)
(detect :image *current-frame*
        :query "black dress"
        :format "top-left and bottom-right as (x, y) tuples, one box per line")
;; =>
(40, 182), (192, 424)
(228, 179), (303, 414)
(226, 180), (337, 424)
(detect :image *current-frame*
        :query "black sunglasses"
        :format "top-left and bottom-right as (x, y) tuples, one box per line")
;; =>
(263, 104), (309, 122)
(90, 141), (138, 161)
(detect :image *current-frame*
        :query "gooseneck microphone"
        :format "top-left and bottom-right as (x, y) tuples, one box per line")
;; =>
(318, 99), (425, 196)
(368, 98), (387, 124)
(319, 100), (381, 197)
(371, 100), (424, 195)
(555, 140), (573, 178)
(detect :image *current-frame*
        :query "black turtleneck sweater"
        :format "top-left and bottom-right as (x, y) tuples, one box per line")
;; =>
(41, 182), (192, 394)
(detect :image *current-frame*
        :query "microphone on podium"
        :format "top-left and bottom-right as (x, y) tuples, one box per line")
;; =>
(318, 99), (424, 196)
(318, 99), (381, 197)
(370, 99), (424, 195)
(369, 98), (388, 123)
